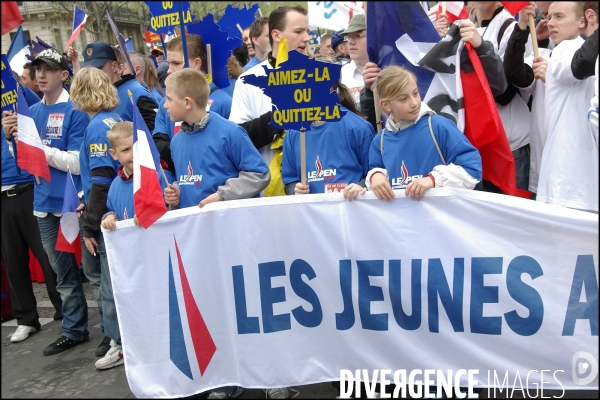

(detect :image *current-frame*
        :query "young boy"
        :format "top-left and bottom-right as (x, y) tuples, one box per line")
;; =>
(162, 69), (269, 209)
(102, 121), (174, 230)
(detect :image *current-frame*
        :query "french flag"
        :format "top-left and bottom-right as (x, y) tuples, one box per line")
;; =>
(7, 26), (30, 76)
(132, 95), (167, 228)
(55, 169), (82, 265)
(64, 5), (88, 52)
(427, 2), (469, 24)
(15, 88), (51, 182)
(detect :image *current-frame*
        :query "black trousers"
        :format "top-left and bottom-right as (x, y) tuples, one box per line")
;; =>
(1, 184), (62, 327)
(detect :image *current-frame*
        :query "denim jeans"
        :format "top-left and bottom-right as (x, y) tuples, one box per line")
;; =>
(513, 145), (530, 191)
(37, 214), (89, 341)
(80, 222), (103, 333)
(96, 232), (121, 345)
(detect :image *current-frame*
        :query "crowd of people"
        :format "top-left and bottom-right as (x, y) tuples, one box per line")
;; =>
(1, 1), (598, 399)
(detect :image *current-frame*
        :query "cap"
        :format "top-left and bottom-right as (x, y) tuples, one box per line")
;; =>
(82, 41), (117, 68)
(331, 33), (345, 51)
(31, 48), (69, 71)
(151, 48), (164, 56)
(340, 14), (366, 36)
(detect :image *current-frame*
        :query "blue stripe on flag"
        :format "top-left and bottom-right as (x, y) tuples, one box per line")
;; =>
(7, 26), (28, 62)
(62, 169), (80, 214)
(169, 251), (193, 380)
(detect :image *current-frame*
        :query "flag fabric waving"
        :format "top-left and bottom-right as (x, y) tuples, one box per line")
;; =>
(132, 96), (167, 228)
(64, 5), (88, 51)
(55, 169), (82, 265)
(427, 2), (469, 24)
(15, 88), (51, 182)
(7, 26), (30, 76)
(500, 2), (529, 16)
(1, 2), (24, 35)
(418, 24), (530, 198)
(366, 2), (440, 97)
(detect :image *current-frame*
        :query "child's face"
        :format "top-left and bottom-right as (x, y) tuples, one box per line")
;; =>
(35, 64), (67, 95)
(164, 86), (187, 123)
(109, 136), (133, 173)
(381, 78), (421, 123)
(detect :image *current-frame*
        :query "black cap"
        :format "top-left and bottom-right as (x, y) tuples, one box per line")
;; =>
(82, 41), (117, 68)
(31, 48), (69, 71)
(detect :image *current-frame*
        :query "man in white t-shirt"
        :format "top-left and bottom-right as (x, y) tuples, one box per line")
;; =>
(536, 2), (597, 212)
(339, 14), (369, 111)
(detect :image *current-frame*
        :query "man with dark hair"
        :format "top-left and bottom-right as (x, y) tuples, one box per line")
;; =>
(22, 62), (43, 99)
(244, 17), (270, 71)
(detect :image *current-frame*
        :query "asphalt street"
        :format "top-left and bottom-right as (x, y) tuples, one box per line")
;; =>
(1, 280), (597, 399)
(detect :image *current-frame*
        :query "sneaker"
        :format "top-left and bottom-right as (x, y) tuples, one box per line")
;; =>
(43, 335), (88, 356)
(95, 336), (112, 357)
(208, 387), (244, 399)
(95, 339), (124, 370)
(10, 325), (39, 343)
(265, 387), (300, 399)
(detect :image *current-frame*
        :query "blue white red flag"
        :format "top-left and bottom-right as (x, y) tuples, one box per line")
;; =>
(7, 26), (30, 76)
(55, 168), (82, 265)
(64, 5), (88, 51)
(132, 96), (167, 228)
(366, 2), (440, 97)
(15, 88), (51, 182)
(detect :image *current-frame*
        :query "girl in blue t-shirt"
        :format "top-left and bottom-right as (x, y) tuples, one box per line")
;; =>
(282, 82), (374, 195)
(364, 65), (482, 202)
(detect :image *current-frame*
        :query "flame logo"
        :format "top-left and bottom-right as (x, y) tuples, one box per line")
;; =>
(187, 161), (193, 181)
(123, 207), (128, 220)
(315, 156), (323, 178)
(400, 161), (408, 186)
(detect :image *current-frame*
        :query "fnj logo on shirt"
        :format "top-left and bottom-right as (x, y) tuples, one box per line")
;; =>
(179, 161), (203, 185)
(168, 237), (216, 379)
(308, 156), (336, 183)
(391, 161), (422, 189)
(89, 143), (108, 158)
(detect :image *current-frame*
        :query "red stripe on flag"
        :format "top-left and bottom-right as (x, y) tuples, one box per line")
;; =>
(175, 238), (216, 376)
(134, 165), (167, 228)
(461, 43), (532, 198)
(500, 2), (529, 15)
(1, 2), (24, 35)
(16, 141), (51, 182)
(55, 224), (82, 266)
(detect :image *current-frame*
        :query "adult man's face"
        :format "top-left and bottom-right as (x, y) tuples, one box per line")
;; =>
(252, 24), (271, 56)
(547, 2), (585, 45)
(320, 37), (334, 57)
(243, 27), (255, 57)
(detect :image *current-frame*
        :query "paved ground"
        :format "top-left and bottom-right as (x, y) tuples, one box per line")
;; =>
(2, 280), (598, 398)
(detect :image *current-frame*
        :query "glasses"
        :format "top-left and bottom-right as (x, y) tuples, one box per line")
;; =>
(346, 33), (366, 41)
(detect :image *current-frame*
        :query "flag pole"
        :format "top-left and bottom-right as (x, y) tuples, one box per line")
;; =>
(441, 2), (447, 15)
(206, 43), (213, 84)
(178, 2), (189, 68)
(528, 15), (539, 57)
(160, 34), (168, 58)
(364, 4), (383, 132)
(300, 128), (307, 186)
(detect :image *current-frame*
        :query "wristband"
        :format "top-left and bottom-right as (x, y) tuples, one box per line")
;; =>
(370, 171), (383, 183)
(427, 173), (436, 187)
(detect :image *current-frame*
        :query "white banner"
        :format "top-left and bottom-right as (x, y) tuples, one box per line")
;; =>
(104, 189), (599, 398)
(307, 1), (364, 32)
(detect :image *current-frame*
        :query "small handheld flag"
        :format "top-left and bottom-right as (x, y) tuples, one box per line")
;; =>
(55, 168), (82, 265)
(64, 5), (88, 51)
(275, 38), (288, 69)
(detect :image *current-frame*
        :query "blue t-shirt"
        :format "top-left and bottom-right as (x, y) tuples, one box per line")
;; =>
(153, 83), (232, 139)
(106, 168), (174, 221)
(369, 115), (482, 189)
(79, 110), (121, 202)
(142, 82), (164, 104)
(170, 112), (269, 208)
(114, 77), (156, 122)
(282, 108), (374, 193)
(30, 100), (89, 213)
(219, 78), (237, 98)
(243, 56), (261, 72)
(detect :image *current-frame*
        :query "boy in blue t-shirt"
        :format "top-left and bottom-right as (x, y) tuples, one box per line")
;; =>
(101, 121), (174, 230)
(163, 69), (269, 208)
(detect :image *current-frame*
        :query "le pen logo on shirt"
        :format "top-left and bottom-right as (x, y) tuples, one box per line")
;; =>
(307, 155), (336, 183)
(179, 161), (203, 185)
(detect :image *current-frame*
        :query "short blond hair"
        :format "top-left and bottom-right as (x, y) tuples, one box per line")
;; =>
(165, 69), (209, 108)
(107, 121), (133, 149)
(373, 65), (417, 104)
(70, 67), (119, 112)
